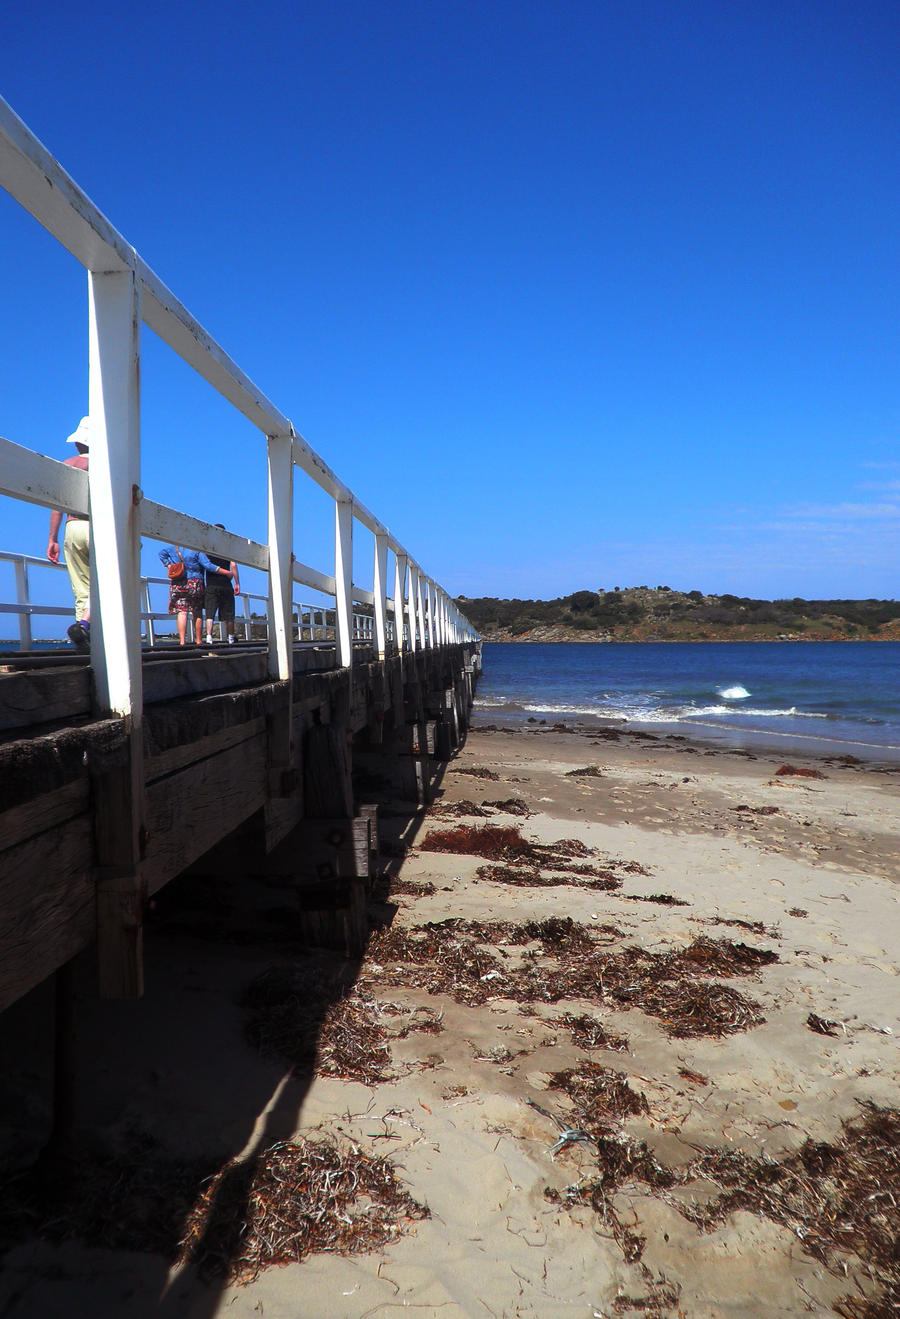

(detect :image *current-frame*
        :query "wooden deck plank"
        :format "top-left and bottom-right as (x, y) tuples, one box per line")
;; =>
(0, 667), (92, 731)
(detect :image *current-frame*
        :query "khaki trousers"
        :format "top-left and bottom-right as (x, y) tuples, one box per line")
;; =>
(64, 518), (90, 621)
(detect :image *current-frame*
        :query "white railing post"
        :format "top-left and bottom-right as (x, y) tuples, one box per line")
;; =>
(394, 553), (408, 651)
(405, 562), (417, 651)
(335, 498), (353, 668)
(424, 585), (435, 651)
(416, 569), (426, 650)
(141, 578), (155, 647)
(266, 433), (294, 681)
(13, 557), (31, 651)
(374, 532), (388, 659)
(88, 266), (145, 998)
(88, 268), (143, 719)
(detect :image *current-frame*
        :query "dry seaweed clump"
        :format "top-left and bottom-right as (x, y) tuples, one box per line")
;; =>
(475, 863), (622, 892)
(547, 1062), (649, 1129)
(624, 977), (766, 1039)
(451, 764), (500, 780)
(482, 797), (532, 816)
(662, 935), (778, 978)
(178, 1138), (429, 1283)
(514, 938), (770, 1039)
(422, 824), (650, 894)
(242, 965), (394, 1082)
(365, 923), (507, 1006)
(389, 877), (437, 898)
(565, 764), (603, 777)
(550, 1012), (629, 1052)
(420, 823), (549, 861)
(775, 763), (826, 779)
(429, 799), (492, 819)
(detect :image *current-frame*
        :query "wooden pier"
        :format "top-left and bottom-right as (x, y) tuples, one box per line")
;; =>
(0, 638), (480, 1016)
(0, 95), (480, 1030)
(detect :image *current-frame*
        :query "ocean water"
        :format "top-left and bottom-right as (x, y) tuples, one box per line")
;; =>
(474, 641), (900, 760)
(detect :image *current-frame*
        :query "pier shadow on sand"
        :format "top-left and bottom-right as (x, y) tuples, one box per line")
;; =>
(0, 768), (446, 1319)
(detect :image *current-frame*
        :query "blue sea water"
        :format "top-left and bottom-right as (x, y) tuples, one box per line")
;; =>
(474, 641), (900, 761)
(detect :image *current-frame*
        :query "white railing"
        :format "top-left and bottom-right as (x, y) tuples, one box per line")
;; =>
(0, 97), (475, 715)
(0, 554), (402, 651)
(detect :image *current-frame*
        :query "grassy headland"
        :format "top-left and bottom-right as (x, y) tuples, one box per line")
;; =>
(456, 586), (900, 642)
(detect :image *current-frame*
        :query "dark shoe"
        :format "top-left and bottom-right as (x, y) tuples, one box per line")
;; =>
(67, 621), (90, 653)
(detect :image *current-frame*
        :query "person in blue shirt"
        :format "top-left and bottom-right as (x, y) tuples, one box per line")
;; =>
(159, 545), (233, 646)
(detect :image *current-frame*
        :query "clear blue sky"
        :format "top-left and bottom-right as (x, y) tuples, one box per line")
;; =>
(2, 0), (899, 616)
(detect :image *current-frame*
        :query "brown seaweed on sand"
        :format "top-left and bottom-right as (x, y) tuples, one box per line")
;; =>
(242, 965), (394, 1082)
(429, 799), (492, 819)
(482, 796), (532, 816)
(423, 823), (632, 889)
(365, 924), (506, 1006)
(450, 764), (500, 780)
(624, 892), (689, 907)
(545, 1132), (675, 1262)
(685, 1104), (900, 1319)
(550, 1012), (630, 1052)
(178, 1138), (429, 1283)
(515, 938), (771, 1038)
(547, 1062), (649, 1128)
(775, 763), (826, 779)
(475, 863), (622, 891)
(368, 919), (771, 1039)
(542, 1090), (900, 1316)
(389, 877), (437, 898)
(421, 823), (589, 865)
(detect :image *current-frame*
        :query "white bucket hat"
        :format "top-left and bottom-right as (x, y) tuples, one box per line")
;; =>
(66, 416), (90, 447)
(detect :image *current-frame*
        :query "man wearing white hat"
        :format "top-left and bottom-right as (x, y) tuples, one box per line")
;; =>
(47, 416), (91, 651)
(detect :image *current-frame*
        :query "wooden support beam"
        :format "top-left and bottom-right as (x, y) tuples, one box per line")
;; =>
(304, 721), (354, 819)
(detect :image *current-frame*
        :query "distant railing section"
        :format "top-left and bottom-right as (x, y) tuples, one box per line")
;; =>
(0, 96), (472, 716)
(0, 552), (394, 650)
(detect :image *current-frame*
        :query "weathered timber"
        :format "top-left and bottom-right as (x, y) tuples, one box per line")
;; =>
(142, 651), (269, 703)
(0, 641), (480, 1015)
(93, 723), (145, 998)
(143, 732), (269, 895)
(0, 819), (95, 1013)
(304, 721), (354, 819)
(0, 666), (92, 732)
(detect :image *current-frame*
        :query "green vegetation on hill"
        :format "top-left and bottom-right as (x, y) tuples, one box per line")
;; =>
(454, 587), (900, 642)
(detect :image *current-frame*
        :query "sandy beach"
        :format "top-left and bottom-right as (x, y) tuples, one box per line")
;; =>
(1, 719), (899, 1318)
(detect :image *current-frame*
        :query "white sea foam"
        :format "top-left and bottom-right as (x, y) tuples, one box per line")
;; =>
(475, 695), (829, 724)
(718, 684), (750, 700)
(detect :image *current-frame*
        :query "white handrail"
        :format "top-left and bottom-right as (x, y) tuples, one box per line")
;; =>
(0, 95), (478, 711)
(0, 554), (403, 652)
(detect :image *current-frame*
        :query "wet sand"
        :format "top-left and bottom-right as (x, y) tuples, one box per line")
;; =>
(1, 721), (898, 1317)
